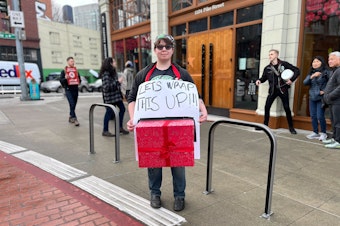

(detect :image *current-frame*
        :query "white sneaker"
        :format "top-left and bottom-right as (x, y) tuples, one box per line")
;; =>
(318, 133), (327, 141)
(322, 138), (335, 144)
(306, 132), (320, 140)
(325, 141), (340, 149)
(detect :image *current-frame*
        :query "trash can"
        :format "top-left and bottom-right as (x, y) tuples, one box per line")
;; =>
(29, 79), (40, 100)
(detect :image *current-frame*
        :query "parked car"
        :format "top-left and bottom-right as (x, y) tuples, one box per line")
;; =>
(78, 76), (91, 92)
(41, 72), (89, 93)
(89, 79), (102, 92)
(40, 73), (63, 93)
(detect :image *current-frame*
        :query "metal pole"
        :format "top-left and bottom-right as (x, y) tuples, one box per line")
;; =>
(12, 0), (28, 100)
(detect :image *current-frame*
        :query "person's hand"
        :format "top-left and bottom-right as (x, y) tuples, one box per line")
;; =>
(320, 90), (324, 95)
(286, 79), (292, 85)
(127, 119), (135, 131)
(199, 112), (208, 123)
(256, 80), (261, 86)
(311, 72), (321, 79)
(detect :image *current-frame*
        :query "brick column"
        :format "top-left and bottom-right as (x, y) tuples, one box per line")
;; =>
(256, 0), (302, 123)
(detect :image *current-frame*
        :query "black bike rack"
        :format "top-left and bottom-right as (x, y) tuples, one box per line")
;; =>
(89, 103), (120, 163)
(204, 118), (277, 219)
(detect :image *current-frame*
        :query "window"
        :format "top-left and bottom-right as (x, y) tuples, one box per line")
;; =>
(112, 0), (150, 30)
(51, 51), (62, 64)
(90, 54), (98, 65)
(236, 4), (263, 24)
(234, 24), (262, 110)
(189, 18), (207, 34)
(89, 37), (98, 49)
(296, 1), (340, 117)
(49, 32), (60, 45)
(73, 35), (82, 48)
(171, 23), (186, 37)
(172, 0), (193, 11)
(74, 53), (84, 64)
(211, 11), (233, 29)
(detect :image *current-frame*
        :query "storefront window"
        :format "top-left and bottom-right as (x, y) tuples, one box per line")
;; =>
(189, 18), (207, 34)
(172, 0), (193, 11)
(125, 36), (139, 72)
(236, 4), (263, 24)
(297, 0), (340, 117)
(234, 24), (262, 110)
(113, 39), (124, 71)
(211, 11), (233, 29)
(171, 23), (186, 37)
(140, 33), (152, 70)
(111, 0), (150, 30)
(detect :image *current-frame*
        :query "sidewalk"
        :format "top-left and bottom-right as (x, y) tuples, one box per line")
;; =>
(1, 93), (340, 226)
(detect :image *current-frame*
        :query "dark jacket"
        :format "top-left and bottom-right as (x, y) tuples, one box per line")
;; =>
(259, 59), (300, 95)
(303, 69), (329, 101)
(102, 71), (122, 104)
(60, 69), (81, 91)
(323, 67), (340, 105)
(127, 62), (194, 103)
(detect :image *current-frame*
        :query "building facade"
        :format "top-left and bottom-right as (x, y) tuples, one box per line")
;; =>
(74, 4), (100, 31)
(0, 0), (41, 70)
(104, 0), (340, 131)
(38, 19), (102, 81)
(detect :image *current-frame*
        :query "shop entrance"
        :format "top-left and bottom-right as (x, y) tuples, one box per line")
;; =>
(186, 29), (234, 109)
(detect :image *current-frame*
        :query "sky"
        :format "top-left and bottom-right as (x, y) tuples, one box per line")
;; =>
(52, 0), (98, 7)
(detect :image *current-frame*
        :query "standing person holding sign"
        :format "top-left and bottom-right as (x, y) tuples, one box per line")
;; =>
(126, 34), (208, 211)
(60, 57), (81, 126)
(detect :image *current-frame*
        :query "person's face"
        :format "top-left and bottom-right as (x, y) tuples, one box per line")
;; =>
(269, 51), (278, 62)
(328, 55), (340, 68)
(154, 40), (174, 61)
(68, 58), (75, 67)
(111, 59), (117, 68)
(312, 58), (322, 69)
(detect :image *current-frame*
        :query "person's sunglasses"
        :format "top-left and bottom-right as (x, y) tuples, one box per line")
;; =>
(156, 45), (173, 50)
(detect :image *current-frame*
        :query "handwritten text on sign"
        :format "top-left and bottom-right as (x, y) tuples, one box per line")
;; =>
(133, 80), (201, 159)
(134, 80), (199, 124)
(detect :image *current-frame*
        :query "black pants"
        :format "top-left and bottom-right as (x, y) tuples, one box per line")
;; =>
(330, 104), (340, 142)
(264, 88), (294, 128)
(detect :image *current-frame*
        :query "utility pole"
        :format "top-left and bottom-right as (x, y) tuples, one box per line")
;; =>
(11, 0), (29, 100)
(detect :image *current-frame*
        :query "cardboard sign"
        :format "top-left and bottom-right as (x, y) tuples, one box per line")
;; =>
(134, 80), (201, 159)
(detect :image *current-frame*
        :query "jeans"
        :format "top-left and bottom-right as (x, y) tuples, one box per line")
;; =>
(148, 167), (186, 198)
(264, 89), (294, 128)
(309, 99), (326, 134)
(103, 101), (125, 132)
(65, 89), (78, 118)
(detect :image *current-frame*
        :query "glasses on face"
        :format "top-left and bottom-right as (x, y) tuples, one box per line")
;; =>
(156, 45), (173, 50)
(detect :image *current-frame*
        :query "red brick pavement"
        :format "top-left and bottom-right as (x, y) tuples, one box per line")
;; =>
(0, 151), (143, 226)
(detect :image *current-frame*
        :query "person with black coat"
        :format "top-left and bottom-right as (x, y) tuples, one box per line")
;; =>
(256, 49), (300, 134)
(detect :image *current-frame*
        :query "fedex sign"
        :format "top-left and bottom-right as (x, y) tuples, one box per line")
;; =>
(0, 61), (41, 85)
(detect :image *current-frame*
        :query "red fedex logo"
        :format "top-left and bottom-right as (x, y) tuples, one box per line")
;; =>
(0, 65), (34, 79)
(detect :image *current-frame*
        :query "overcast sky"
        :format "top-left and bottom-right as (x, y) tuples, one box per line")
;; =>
(52, 0), (98, 7)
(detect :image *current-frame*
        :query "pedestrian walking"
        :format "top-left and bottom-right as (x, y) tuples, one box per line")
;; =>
(123, 60), (134, 99)
(100, 57), (129, 137)
(60, 57), (81, 126)
(303, 56), (329, 141)
(126, 34), (208, 211)
(256, 49), (300, 134)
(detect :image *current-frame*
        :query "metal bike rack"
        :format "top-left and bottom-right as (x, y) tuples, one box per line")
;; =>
(89, 103), (120, 163)
(204, 118), (277, 219)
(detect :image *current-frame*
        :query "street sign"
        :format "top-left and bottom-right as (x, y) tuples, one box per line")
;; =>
(10, 10), (25, 28)
(0, 32), (15, 39)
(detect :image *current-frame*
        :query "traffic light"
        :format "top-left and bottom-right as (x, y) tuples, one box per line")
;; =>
(0, 0), (8, 15)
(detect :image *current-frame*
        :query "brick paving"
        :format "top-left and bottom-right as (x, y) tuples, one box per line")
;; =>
(0, 151), (143, 226)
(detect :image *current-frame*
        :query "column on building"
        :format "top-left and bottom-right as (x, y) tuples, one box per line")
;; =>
(150, 0), (168, 62)
(256, 0), (302, 121)
(99, 0), (112, 58)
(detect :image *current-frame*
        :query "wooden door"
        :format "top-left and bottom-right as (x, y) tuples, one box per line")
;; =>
(187, 29), (234, 109)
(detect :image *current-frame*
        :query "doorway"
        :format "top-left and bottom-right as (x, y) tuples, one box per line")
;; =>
(186, 29), (234, 110)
